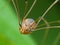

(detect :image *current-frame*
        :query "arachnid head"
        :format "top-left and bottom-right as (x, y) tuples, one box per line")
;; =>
(19, 18), (37, 34)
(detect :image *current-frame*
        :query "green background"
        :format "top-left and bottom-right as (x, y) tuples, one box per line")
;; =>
(0, 0), (60, 45)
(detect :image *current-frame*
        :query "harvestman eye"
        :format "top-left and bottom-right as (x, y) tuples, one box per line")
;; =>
(11, 0), (60, 34)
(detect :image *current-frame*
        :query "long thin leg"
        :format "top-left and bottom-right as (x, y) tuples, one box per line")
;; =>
(31, 17), (50, 31)
(36, 0), (59, 26)
(23, 0), (28, 19)
(22, 0), (28, 21)
(40, 18), (50, 45)
(34, 20), (60, 43)
(41, 30), (49, 45)
(37, 20), (60, 28)
(52, 32), (60, 45)
(39, 17), (50, 29)
(33, 18), (50, 45)
(33, 26), (60, 31)
(23, 0), (37, 19)
(11, 0), (20, 25)
(40, 18), (50, 28)
(24, 0), (28, 14)
(0, 0), (20, 25)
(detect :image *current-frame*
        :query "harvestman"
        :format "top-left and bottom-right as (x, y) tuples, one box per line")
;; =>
(11, 0), (60, 34)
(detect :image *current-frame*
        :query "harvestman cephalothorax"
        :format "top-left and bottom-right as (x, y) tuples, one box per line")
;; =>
(11, 0), (60, 34)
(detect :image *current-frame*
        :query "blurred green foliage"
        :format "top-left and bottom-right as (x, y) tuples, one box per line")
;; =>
(0, 0), (60, 45)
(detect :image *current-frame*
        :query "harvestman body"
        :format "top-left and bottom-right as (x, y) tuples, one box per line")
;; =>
(20, 18), (37, 34)
(12, 0), (60, 34)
